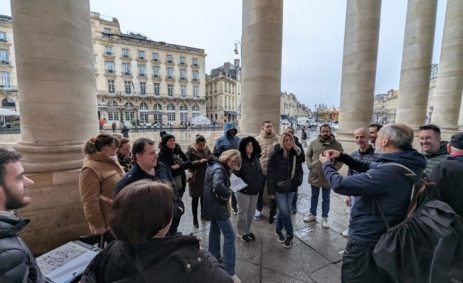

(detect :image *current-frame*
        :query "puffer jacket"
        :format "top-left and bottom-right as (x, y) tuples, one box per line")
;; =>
(255, 130), (279, 175)
(267, 144), (304, 194)
(306, 135), (343, 188)
(80, 236), (232, 283)
(213, 123), (240, 157)
(423, 141), (449, 176)
(202, 158), (232, 221)
(0, 214), (44, 283)
(79, 153), (125, 233)
(185, 143), (212, 197)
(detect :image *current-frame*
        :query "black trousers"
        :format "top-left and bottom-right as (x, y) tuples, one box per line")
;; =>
(167, 207), (183, 236)
(342, 239), (394, 283)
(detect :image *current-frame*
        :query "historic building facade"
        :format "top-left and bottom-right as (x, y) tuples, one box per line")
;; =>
(91, 12), (206, 128)
(280, 91), (311, 120)
(205, 60), (241, 126)
(0, 15), (18, 113)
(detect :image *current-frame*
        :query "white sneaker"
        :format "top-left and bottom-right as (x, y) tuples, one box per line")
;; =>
(303, 214), (317, 223)
(231, 274), (242, 283)
(322, 217), (330, 229)
(341, 229), (349, 238)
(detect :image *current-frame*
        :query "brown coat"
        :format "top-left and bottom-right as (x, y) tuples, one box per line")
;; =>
(79, 153), (125, 233)
(185, 143), (212, 197)
(255, 130), (279, 175)
(306, 135), (343, 188)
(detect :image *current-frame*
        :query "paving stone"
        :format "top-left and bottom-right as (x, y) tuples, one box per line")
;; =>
(295, 227), (347, 263)
(262, 267), (314, 283)
(310, 263), (342, 283)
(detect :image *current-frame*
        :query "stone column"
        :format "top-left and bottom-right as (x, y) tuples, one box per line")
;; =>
(431, 0), (463, 131)
(395, 0), (437, 129)
(337, 0), (381, 152)
(11, 0), (98, 253)
(240, 0), (283, 135)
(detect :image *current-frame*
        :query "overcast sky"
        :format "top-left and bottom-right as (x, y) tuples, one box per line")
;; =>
(0, 1), (448, 110)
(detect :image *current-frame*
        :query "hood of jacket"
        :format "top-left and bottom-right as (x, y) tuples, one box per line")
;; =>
(423, 141), (449, 158)
(377, 149), (427, 176)
(0, 215), (29, 239)
(223, 122), (237, 136)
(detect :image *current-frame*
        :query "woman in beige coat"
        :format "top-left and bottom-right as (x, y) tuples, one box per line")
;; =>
(79, 134), (125, 234)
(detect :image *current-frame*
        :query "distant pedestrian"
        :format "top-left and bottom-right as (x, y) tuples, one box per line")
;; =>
(99, 118), (105, 131)
(267, 133), (303, 248)
(234, 136), (264, 242)
(304, 124), (343, 228)
(121, 124), (129, 138)
(111, 122), (116, 133)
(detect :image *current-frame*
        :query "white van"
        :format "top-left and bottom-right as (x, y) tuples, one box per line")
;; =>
(296, 117), (316, 128)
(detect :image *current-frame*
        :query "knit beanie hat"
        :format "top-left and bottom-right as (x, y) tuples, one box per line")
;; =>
(161, 133), (175, 146)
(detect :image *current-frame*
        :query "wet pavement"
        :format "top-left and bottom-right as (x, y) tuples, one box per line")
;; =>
(177, 135), (349, 283)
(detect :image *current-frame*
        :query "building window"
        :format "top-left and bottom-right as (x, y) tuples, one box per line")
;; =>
(124, 81), (132, 94)
(180, 69), (187, 80)
(154, 103), (162, 124)
(180, 104), (188, 124)
(105, 61), (115, 73)
(154, 83), (160, 96)
(138, 64), (146, 76)
(167, 104), (176, 122)
(124, 111), (135, 121)
(193, 86), (199, 97)
(167, 84), (174, 96)
(0, 31), (7, 42)
(122, 63), (131, 74)
(167, 67), (174, 78)
(192, 70), (199, 80)
(180, 56), (186, 64)
(107, 80), (115, 93)
(105, 46), (112, 55)
(139, 102), (148, 123)
(181, 85), (187, 97)
(140, 82), (146, 95)
(192, 104), (200, 117)
(152, 66), (160, 77)
(0, 49), (8, 63)
(0, 72), (11, 88)
(166, 54), (173, 63)
(103, 27), (112, 35)
(192, 58), (198, 66)
(138, 50), (145, 59)
(108, 112), (114, 121)
(122, 48), (130, 57)
(152, 52), (159, 61)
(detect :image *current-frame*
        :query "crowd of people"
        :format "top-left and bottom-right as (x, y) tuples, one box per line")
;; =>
(0, 119), (462, 282)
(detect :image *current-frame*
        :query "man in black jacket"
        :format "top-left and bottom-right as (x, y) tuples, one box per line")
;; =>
(430, 132), (463, 216)
(0, 148), (43, 282)
(114, 138), (185, 236)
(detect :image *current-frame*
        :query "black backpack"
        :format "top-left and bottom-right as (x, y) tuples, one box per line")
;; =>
(373, 163), (463, 282)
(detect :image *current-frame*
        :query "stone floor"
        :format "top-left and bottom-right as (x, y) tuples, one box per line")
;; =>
(177, 162), (350, 283)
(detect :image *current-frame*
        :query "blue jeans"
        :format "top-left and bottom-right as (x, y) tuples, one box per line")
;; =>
(275, 192), (295, 238)
(310, 185), (330, 218)
(209, 218), (236, 276)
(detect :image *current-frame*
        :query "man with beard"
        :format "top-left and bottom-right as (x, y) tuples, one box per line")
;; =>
(320, 123), (426, 282)
(255, 121), (279, 222)
(0, 148), (43, 282)
(419, 124), (448, 176)
(114, 138), (184, 236)
(304, 124), (343, 228)
(368, 124), (382, 147)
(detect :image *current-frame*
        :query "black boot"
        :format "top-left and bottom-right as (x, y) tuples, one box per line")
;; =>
(193, 216), (199, 228)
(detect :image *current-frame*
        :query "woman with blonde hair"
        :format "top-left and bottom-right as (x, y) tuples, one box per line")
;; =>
(267, 132), (303, 248)
(79, 134), (125, 234)
(203, 149), (242, 282)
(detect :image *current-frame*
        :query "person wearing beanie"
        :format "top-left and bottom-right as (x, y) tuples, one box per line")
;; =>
(158, 133), (207, 199)
(430, 132), (463, 216)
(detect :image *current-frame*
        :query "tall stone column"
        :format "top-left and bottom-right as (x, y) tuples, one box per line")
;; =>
(337, 0), (381, 153)
(395, 0), (437, 129)
(240, 0), (283, 135)
(431, 0), (463, 132)
(11, 0), (98, 253)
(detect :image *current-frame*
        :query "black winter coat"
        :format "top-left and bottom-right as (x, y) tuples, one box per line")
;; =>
(158, 144), (197, 178)
(234, 155), (264, 195)
(0, 215), (44, 283)
(80, 236), (232, 283)
(202, 159), (232, 221)
(267, 144), (303, 194)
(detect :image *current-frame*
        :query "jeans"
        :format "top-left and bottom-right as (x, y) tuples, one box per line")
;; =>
(209, 218), (236, 276)
(235, 192), (258, 235)
(342, 239), (393, 283)
(275, 192), (295, 238)
(310, 185), (331, 218)
(291, 189), (298, 211)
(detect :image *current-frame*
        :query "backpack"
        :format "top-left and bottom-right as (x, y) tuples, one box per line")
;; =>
(373, 163), (463, 282)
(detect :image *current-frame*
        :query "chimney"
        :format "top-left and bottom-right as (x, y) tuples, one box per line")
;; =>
(224, 62), (230, 74)
(234, 59), (240, 67)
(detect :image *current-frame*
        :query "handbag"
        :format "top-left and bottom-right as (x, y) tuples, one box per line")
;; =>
(277, 156), (296, 192)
